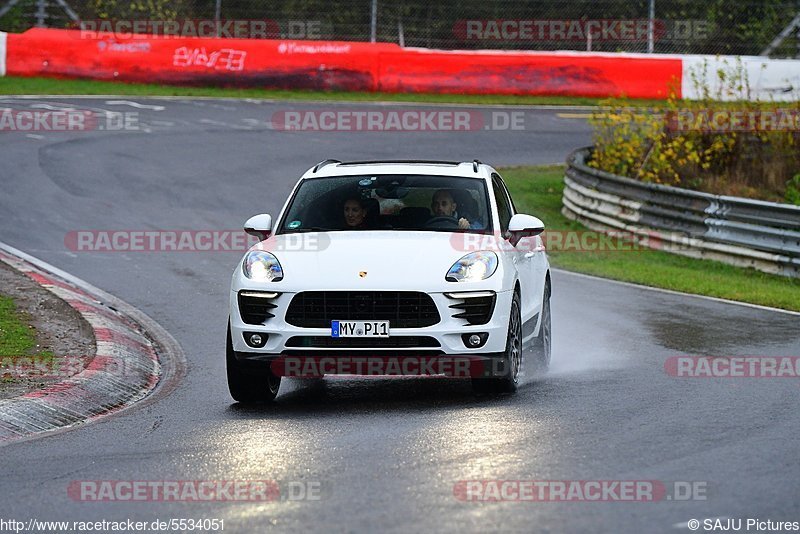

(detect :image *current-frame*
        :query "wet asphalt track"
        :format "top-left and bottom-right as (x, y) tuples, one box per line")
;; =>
(0, 97), (799, 533)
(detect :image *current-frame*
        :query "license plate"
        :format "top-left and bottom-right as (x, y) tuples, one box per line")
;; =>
(331, 320), (390, 338)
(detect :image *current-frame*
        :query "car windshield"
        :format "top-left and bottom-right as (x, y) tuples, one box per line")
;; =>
(277, 174), (493, 234)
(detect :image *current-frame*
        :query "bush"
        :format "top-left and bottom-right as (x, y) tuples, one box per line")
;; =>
(786, 175), (800, 205)
(588, 59), (800, 202)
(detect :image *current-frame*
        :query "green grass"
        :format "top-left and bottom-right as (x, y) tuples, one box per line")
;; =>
(501, 165), (800, 312)
(0, 296), (38, 357)
(0, 76), (671, 107)
(0, 295), (53, 382)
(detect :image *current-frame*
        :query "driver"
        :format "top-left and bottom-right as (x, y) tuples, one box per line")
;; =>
(430, 189), (481, 230)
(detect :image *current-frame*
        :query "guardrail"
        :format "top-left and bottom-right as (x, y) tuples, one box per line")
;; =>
(562, 147), (800, 277)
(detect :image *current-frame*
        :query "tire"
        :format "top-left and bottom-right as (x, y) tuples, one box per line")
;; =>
(472, 291), (522, 395)
(226, 323), (281, 403)
(531, 281), (552, 375)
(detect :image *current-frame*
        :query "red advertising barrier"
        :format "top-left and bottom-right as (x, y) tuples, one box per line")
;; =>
(377, 48), (682, 99)
(5, 28), (394, 91)
(4, 28), (683, 99)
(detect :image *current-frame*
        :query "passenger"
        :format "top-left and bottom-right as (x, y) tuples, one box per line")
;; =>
(343, 198), (368, 229)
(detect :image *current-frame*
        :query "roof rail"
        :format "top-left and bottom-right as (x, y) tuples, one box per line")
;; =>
(312, 159), (341, 173)
(338, 160), (461, 166)
(472, 159), (483, 173)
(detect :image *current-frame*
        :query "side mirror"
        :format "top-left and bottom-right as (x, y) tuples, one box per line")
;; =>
(244, 214), (273, 240)
(507, 214), (545, 247)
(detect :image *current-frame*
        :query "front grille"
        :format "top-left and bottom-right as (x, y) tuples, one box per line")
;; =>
(285, 336), (441, 348)
(285, 291), (440, 328)
(238, 292), (279, 325)
(449, 294), (496, 325)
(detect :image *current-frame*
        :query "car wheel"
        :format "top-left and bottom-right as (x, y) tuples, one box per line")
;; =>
(226, 322), (280, 403)
(531, 281), (552, 374)
(472, 291), (521, 395)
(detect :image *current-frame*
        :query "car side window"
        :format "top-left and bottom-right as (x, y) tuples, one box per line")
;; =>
(492, 175), (513, 233)
(495, 173), (517, 215)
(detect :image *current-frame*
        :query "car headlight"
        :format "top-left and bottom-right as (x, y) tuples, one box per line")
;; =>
(243, 251), (284, 281)
(446, 252), (498, 282)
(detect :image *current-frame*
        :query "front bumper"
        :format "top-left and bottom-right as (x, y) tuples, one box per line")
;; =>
(229, 289), (513, 358)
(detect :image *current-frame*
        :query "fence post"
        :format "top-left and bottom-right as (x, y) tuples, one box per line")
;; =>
(215, 0), (222, 37)
(370, 0), (377, 43)
(398, 15), (404, 47)
(647, 0), (655, 53)
(35, 0), (47, 27)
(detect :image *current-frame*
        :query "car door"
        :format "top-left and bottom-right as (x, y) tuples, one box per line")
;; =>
(491, 173), (524, 315)
(492, 173), (543, 345)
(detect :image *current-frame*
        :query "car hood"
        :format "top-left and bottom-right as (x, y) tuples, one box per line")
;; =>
(259, 230), (498, 291)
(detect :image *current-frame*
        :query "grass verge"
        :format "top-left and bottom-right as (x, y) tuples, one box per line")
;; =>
(0, 76), (669, 107)
(0, 295), (53, 382)
(501, 165), (800, 312)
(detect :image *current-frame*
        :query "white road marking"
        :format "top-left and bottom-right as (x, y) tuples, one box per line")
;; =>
(105, 100), (165, 111)
(556, 112), (595, 118)
(21, 101), (122, 120)
(205, 103), (237, 111)
(199, 118), (253, 130)
(241, 118), (265, 126)
(177, 99), (206, 107)
(29, 103), (77, 111)
(25, 134), (44, 140)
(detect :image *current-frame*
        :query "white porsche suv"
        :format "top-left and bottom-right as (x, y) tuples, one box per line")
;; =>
(227, 159), (551, 402)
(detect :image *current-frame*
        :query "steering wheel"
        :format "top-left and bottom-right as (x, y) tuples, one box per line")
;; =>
(425, 215), (460, 229)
